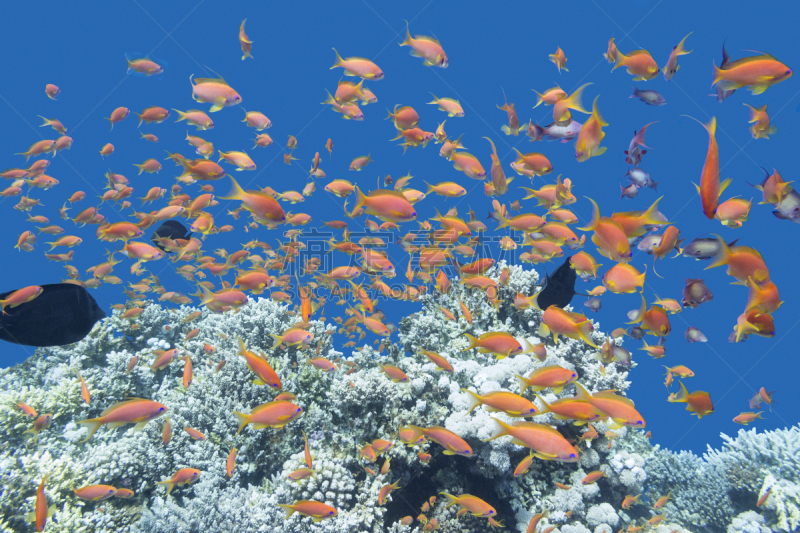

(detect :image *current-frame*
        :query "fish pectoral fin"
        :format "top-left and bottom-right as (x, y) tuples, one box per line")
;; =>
(750, 85), (769, 95)
(593, 147), (607, 157)
(442, 450), (456, 455)
(253, 379), (266, 386)
(132, 421), (149, 431)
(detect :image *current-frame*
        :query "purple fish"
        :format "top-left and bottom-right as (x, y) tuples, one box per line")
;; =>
(681, 236), (739, 260)
(685, 326), (707, 343)
(630, 87), (666, 106)
(624, 122), (656, 165)
(637, 234), (663, 253)
(584, 297), (602, 312)
(682, 278), (713, 308)
(526, 120), (582, 142)
(625, 167), (658, 190)
(620, 183), (638, 200)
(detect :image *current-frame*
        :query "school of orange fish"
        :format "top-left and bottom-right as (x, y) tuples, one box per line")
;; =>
(6, 22), (792, 532)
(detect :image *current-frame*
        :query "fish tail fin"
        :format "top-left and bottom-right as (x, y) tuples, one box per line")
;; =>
(220, 176), (245, 201)
(482, 418), (512, 441)
(353, 186), (367, 213)
(172, 109), (187, 122)
(156, 480), (175, 496)
(590, 95), (607, 126)
(576, 197), (600, 231)
(232, 411), (250, 435)
(706, 234), (731, 270)
(566, 83), (592, 114)
(719, 177), (732, 198)
(633, 121), (656, 149)
(322, 90), (337, 106)
(427, 93), (439, 105)
(400, 20), (412, 47)
(668, 381), (690, 403)
(641, 196), (668, 225)
(610, 47), (627, 69)
(461, 333), (479, 351)
(496, 213), (510, 229)
(515, 375), (530, 394)
(330, 48), (344, 69)
(676, 32), (693, 55)
(577, 321), (598, 348)
(532, 90), (545, 108)
(460, 389), (484, 414)
(77, 418), (103, 442)
(712, 61), (724, 87)
(630, 86), (640, 99)
(533, 394), (552, 413)
(438, 492), (460, 508)
(277, 504), (296, 519)
(269, 333), (284, 349)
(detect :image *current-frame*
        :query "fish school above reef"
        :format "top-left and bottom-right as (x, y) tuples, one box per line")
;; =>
(0, 15), (797, 533)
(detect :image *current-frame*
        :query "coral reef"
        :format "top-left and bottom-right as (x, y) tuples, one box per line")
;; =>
(0, 263), (797, 532)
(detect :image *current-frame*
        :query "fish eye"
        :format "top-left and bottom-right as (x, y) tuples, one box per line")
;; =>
(329, 511), (334, 515)
(296, 408), (301, 412)
(159, 407), (165, 411)
(637, 420), (643, 425)
(570, 453), (576, 458)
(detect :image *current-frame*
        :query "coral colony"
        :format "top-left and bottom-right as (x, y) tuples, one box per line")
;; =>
(0, 263), (795, 532)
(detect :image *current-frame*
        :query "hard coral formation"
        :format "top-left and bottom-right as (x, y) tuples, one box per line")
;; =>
(0, 263), (796, 532)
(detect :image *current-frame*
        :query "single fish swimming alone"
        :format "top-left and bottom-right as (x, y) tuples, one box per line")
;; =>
(630, 87), (666, 106)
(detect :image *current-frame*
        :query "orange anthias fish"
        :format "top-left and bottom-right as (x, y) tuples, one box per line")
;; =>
(609, 38), (659, 80)
(540, 306), (598, 348)
(549, 46), (568, 73)
(462, 331), (523, 358)
(743, 104), (778, 139)
(331, 48), (384, 80)
(484, 418), (579, 462)
(352, 187), (416, 223)
(575, 96), (607, 162)
(157, 468), (200, 495)
(687, 116), (728, 219)
(667, 381), (714, 419)
(233, 400), (304, 434)
(239, 19), (253, 60)
(399, 21), (448, 67)
(713, 50), (792, 95)
(278, 500), (338, 522)
(190, 74), (242, 112)
(407, 425), (472, 457)
(78, 399), (166, 441)
(462, 389), (538, 417)
(440, 492), (497, 518)
(706, 235), (770, 285)
(574, 383), (646, 428)
(237, 337), (281, 389)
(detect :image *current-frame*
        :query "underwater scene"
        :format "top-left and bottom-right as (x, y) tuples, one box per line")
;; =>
(0, 2), (799, 532)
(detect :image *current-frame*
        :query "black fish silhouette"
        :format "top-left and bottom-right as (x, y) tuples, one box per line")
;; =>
(151, 220), (192, 252)
(0, 283), (105, 347)
(534, 256), (586, 310)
